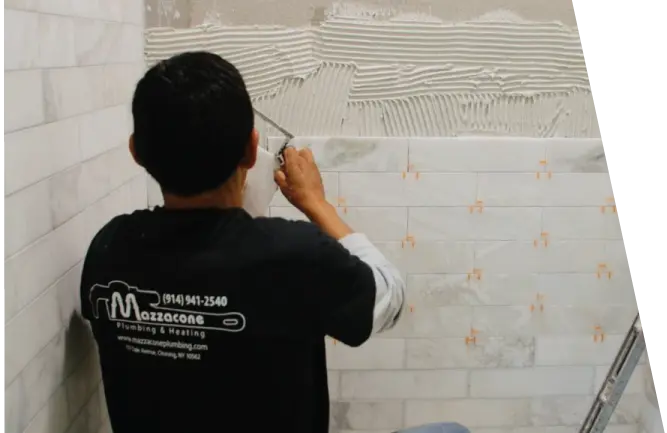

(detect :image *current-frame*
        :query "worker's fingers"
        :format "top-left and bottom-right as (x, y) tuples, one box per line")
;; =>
(299, 147), (315, 164)
(274, 169), (288, 190)
(282, 147), (301, 175)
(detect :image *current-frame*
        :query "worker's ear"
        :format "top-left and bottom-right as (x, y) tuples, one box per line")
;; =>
(239, 128), (259, 170)
(129, 134), (143, 167)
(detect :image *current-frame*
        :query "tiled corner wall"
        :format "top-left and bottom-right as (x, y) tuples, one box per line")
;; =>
(4, 2), (145, 433)
(264, 137), (642, 433)
(641, 364), (664, 433)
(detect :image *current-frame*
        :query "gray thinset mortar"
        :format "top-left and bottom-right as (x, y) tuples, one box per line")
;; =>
(144, 7), (598, 138)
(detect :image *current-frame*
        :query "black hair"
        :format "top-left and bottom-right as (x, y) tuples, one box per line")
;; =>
(132, 51), (254, 196)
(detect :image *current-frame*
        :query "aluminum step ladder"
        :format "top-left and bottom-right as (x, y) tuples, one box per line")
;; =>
(579, 313), (646, 433)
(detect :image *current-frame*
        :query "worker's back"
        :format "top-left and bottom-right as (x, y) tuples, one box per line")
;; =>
(80, 206), (376, 433)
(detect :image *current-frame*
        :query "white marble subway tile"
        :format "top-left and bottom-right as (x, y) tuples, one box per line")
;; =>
(536, 273), (636, 306)
(5, 330), (68, 433)
(55, 262), (85, 325)
(80, 175), (148, 245)
(79, 105), (130, 161)
(605, 240), (631, 272)
(22, 385), (71, 433)
(81, 63), (145, 109)
(326, 338), (405, 369)
(74, 20), (121, 66)
(113, 24), (145, 63)
(543, 173), (614, 206)
(79, 146), (141, 206)
(38, 14), (76, 68)
(406, 336), (534, 369)
(5, 117), (82, 195)
(65, 350), (103, 423)
(340, 370), (468, 399)
(473, 240), (607, 274)
(70, 0), (123, 21)
(407, 273), (537, 306)
(121, 0), (145, 25)
(4, 10), (40, 70)
(44, 67), (97, 121)
(477, 173), (613, 206)
(402, 241), (475, 274)
(270, 172), (338, 206)
(545, 139), (607, 173)
(539, 240), (607, 273)
(381, 306), (473, 338)
(339, 173), (477, 206)
(47, 165), (87, 227)
(5, 265), (18, 322)
(269, 136), (409, 172)
(408, 138), (546, 173)
(5, 283), (63, 386)
(370, 241), (473, 277)
(4, 181), (53, 258)
(4, 0), (37, 10)
(474, 241), (541, 274)
(405, 399), (532, 428)
(328, 371), (340, 400)
(96, 421), (112, 433)
(529, 394), (641, 426)
(339, 207), (408, 241)
(469, 367), (594, 398)
(36, 0), (73, 14)
(330, 401), (404, 431)
(472, 305), (637, 337)
(103, 63), (145, 107)
(4, 213), (85, 321)
(535, 335), (625, 366)
(409, 207), (542, 241)
(542, 207), (622, 240)
(4, 70), (45, 133)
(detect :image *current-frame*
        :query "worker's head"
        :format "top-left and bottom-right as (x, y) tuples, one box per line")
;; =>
(130, 51), (259, 204)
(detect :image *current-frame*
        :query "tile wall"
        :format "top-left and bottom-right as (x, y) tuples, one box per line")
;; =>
(263, 137), (642, 433)
(4, 1), (146, 432)
(641, 363), (664, 433)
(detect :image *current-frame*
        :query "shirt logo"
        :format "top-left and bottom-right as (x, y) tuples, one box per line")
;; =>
(89, 280), (246, 332)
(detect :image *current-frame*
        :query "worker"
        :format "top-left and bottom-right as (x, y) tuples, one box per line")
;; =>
(80, 51), (468, 433)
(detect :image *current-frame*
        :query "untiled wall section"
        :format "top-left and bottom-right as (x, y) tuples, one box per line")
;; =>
(4, 2), (145, 433)
(265, 137), (641, 433)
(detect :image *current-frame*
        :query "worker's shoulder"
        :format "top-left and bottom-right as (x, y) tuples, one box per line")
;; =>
(88, 214), (130, 253)
(252, 216), (337, 254)
(85, 210), (145, 254)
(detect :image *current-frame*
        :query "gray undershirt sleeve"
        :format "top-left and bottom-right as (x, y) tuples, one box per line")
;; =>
(338, 233), (406, 334)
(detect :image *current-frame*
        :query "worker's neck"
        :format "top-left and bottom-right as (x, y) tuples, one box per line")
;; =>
(162, 172), (245, 211)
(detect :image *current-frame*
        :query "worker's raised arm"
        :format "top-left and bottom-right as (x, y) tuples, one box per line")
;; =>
(275, 147), (406, 341)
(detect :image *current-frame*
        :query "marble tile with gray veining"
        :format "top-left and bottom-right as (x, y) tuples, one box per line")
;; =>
(529, 393), (642, 426)
(329, 401), (404, 431)
(268, 136), (409, 172)
(405, 399), (533, 429)
(472, 305), (637, 337)
(545, 139), (608, 173)
(381, 306), (473, 338)
(407, 274), (537, 307)
(406, 336), (534, 369)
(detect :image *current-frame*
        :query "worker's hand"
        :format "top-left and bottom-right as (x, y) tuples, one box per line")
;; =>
(274, 147), (327, 216)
